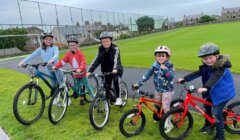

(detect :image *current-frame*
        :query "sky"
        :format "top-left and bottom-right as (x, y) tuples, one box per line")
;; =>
(0, 0), (240, 25)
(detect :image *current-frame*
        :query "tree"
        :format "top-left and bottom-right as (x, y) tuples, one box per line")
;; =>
(0, 27), (29, 50)
(136, 16), (154, 33)
(199, 15), (216, 23)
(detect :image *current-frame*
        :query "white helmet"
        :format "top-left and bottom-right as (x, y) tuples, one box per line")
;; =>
(154, 46), (171, 56)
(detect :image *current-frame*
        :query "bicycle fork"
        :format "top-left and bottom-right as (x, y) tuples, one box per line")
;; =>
(27, 78), (39, 105)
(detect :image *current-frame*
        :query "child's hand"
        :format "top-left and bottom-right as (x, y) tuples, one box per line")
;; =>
(132, 83), (139, 90)
(86, 72), (92, 77)
(112, 70), (118, 74)
(177, 78), (185, 83)
(160, 64), (166, 69)
(47, 60), (54, 65)
(52, 66), (57, 70)
(18, 61), (25, 67)
(76, 69), (82, 74)
(197, 88), (207, 93)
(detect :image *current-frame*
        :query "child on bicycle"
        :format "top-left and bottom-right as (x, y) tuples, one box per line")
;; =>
(87, 31), (123, 106)
(18, 32), (64, 92)
(133, 46), (175, 133)
(178, 43), (236, 140)
(52, 36), (95, 106)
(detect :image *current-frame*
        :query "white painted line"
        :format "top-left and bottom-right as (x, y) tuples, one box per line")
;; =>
(0, 55), (27, 62)
(0, 127), (9, 140)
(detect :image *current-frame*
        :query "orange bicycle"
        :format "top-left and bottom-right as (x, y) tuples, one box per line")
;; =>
(119, 86), (181, 137)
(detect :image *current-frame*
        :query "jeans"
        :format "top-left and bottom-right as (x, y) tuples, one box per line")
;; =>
(213, 101), (227, 140)
(46, 66), (64, 89)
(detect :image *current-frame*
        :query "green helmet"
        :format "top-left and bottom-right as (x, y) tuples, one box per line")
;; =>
(67, 36), (78, 43)
(99, 31), (112, 40)
(198, 43), (220, 57)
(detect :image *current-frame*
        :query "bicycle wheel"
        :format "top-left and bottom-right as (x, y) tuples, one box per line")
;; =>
(119, 109), (146, 137)
(89, 94), (110, 130)
(48, 88), (68, 125)
(83, 75), (98, 103)
(13, 83), (45, 125)
(224, 101), (240, 134)
(159, 108), (193, 140)
(120, 82), (128, 108)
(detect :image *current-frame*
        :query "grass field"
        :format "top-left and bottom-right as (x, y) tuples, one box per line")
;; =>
(0, 68), (239, 140)
(71, 21), (240, 73)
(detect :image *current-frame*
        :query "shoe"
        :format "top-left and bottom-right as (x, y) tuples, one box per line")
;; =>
(114, 98), (123, 106)
(70, 92), (79, 99)
(164, 122), (173, 133)
(80, 99), (86, 106)
(199, 125), (214, 134)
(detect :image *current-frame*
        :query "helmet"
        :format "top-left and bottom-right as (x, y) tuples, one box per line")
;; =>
(198, 43), (220, 57)
(41, 32), (53, 39)
(154, 46), (171, 56)
(99, 31), (113, 40)
(67, 36), (78, 43)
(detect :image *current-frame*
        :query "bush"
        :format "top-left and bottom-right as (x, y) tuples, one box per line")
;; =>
(120, 34), (129, 39)
(0, 27), (29, 50)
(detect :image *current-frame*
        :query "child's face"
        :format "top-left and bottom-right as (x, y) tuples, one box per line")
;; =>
(201, 55), (218, 66)
(43, 37), (53, 46)
(101, 38), (111, 49)
(155, 53), (168, 64)
(68, 42), (78, 52)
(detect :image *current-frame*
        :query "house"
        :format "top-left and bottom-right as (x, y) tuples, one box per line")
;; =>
(24, 27), (43, 50)
(183, 13), (203, 26)
(52, 25), (103, 44)
(221, 7), (240, 21)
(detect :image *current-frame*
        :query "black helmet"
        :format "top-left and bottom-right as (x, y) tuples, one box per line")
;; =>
(198, 43), (220, 57)
(41, 32), (53, 39)
(99, 31), (113, 40)
(67, 36), (78, 43)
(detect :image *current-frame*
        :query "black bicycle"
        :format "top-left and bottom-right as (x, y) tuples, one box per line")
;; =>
(48, 69), (98, 124)
(13, 63), (58, 125)
(89, 72), (128, 130)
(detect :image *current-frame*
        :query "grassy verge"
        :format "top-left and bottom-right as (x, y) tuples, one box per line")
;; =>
(58, 21), (240, 73)
(0, 68), (239, 139)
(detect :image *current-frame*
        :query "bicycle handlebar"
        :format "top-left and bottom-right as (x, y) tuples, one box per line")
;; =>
(22, 63), (48, 68)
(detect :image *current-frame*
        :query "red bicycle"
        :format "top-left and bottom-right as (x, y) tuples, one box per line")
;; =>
(159, 82), (240, 140)
(119, 87), (181, 137)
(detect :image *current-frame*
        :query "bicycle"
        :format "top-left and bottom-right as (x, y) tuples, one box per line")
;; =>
(48, 68), (98, 124)
(89, 72), (128, 130)
(13, 63), (59, 125)
(119, 87), (182, 137)
(159, 82), (240, 140)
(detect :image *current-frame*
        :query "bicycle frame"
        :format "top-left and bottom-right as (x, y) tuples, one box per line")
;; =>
(178, 90), (240, 127)
(136, 96), (164, 118)
(31, 67), (57, 91)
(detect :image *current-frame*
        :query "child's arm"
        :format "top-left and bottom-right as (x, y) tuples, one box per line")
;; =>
(54, 53), (70, 68)
(183, 69), (201, 82)
(204, 68), (225, 90)
(137, 66), (154, 87)
(49, 46), (59, 63)
(113, 47), (121, 71)
(78, 51), (87, 72)
(88, 52), (100, 73)
(162, 64), (175, 81)
(22, 47), (41, 64)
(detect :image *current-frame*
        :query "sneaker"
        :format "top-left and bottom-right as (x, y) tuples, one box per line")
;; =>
(67, 98), (71, 106)
(80, 99), (86, 106)
(70, 92), (79, 99)
(164, 123), (174, 133)
(199, 125), (214, 133)
(114, 98), (123, 106)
